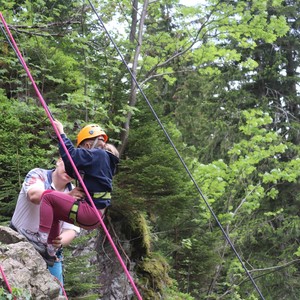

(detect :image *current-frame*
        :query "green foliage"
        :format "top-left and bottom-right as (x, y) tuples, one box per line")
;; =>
(190, 109), (300, 298)
(0, 0), (299, 299)
(0, 287), (31, 300)
(163, 287), (195, 300)
(63, 231), (100, 298)
(0, 93), (57, 222)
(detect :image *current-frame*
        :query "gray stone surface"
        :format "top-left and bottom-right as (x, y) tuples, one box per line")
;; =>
(0, 226), (61, 299)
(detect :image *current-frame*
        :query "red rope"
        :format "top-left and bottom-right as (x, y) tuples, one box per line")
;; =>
(0, 12), (142, 300)
(0, 265), (16, 300)
(52, 276), (68, 299)
(1, 263), (68, 299)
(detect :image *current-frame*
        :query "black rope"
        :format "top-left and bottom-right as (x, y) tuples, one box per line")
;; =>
(0, 24), (25, 68)
(0, 24), (55, 120)
(0, 5), (265, 300)
(86, 1), (265, 299)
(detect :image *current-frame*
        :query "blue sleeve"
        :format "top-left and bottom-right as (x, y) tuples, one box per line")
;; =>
(58, 134), (93, 169)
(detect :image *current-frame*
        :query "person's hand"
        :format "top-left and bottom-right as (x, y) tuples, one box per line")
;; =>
(53, 119), (64, 135)
(51, 235), (63, 249)
(68, 187), (86, 200)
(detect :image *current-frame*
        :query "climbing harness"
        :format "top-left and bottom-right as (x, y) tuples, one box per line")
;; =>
(93, 192), (111, 199)
(68, 200), (80, 226)
(0, 12), (143, 300)
(68, 193), (109, 226)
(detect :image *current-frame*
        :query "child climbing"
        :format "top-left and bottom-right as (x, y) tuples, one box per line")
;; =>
(21, 120), (119, 257)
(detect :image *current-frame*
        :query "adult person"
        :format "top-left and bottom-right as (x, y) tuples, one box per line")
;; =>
(10, 158), (85, 288)
(21, 121), (119, 257)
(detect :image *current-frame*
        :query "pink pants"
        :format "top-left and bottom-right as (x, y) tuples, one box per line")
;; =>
(40, 190), (102, 242)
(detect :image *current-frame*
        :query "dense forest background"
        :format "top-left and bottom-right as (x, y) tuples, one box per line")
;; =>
(0, 0), (300, 299)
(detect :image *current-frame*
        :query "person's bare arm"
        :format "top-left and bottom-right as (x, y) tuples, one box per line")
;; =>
(27, 187), (45, 205)
(51, 229), (77, 248)
(28, 186), (85, 205)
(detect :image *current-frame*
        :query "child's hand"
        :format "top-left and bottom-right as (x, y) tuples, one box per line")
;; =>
(69, 187), (86, 200)
(51, 235), (62, 249)
(54, 120), (64, 135)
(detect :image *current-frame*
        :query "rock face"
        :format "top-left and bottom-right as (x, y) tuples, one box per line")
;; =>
(0, 226), (62, 300)
(69, 224), (137, 299)
(96, 223), (136, 300)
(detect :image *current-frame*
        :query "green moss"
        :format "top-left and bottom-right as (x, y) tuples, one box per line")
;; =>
(106, 209), (194, 299)
(108, 208), (152, 258)
(129, 212), (151, 256)
(137, 252), (173, 298)
(140, 253), (171, 283)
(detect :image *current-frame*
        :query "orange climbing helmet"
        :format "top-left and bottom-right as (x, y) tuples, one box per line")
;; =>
(76, 124), (108, 147)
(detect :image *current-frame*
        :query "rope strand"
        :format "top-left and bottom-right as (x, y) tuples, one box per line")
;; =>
(86, 2), (265, 299)
(0, 265), (16, 300)
(0, 12), (142, 300)
(52, 276), (68, 299)
(1, 4), (266, 298)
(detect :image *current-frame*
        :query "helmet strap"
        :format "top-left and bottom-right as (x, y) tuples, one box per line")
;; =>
(91, 137), (99, 149)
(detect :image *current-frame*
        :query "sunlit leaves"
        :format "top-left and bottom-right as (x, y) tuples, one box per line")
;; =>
(192, 109), (297, 221)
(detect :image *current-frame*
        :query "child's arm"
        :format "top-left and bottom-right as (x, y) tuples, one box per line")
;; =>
(54, 119), (76, 157)
(54, 119), (94, 170)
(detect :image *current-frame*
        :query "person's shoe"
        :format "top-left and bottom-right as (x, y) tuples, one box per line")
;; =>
(41, 251), (57, 267)
(19, 228), (47, 254)
(47, 244), (57, 257)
